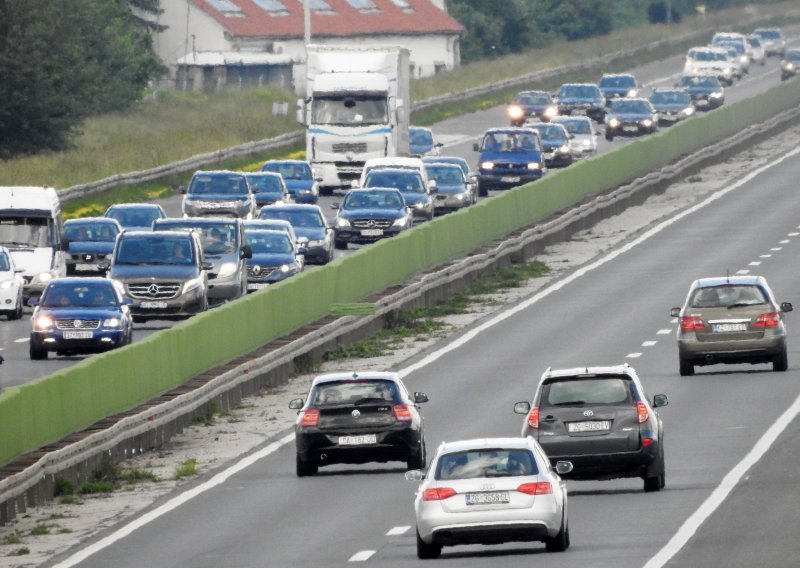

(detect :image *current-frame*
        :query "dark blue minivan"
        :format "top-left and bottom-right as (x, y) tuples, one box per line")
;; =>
(473, 128), (546, 197)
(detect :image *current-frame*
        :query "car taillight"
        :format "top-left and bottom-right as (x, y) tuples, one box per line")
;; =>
(393, 404), (413, 422)
(300, 408), (319, 427)
(527, 407), (539, 429)
(517, 482), (552, 495)
(423, 487), (457, 501)
(637, 401), (649, 424)
(642, 437), (654, 447)
(754, 312), (779, 327)
(680, 316), (704, 330)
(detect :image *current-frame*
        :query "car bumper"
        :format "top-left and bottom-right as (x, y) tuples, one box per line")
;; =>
(289, 191), (318, 204)
(295, 426), (422, 466)
(434, 195), (470, 212)
(417, 507), (561, 544)
(334, 226), (406, 245)
(478, 172), (544, 190)
(128, 290), (206, 320)
(303, 243), (330, 264)
(31, 329), (127, 353)
(606, 123), (654, 136)
(678, 335), (786, 366)
(541, 444), (660, 480)
(207, 273), (243, 301)
(543, 151), (572, 167)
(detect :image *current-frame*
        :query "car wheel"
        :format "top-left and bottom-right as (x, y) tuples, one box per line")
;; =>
(416, 529), (442, 559)
(605, 131), (614, 142)
(407, 440), (426, 470)
(545, 516), (569, 552)
(334, 239), (348, 250)
(644, 450), (665, 493)
(8, 298), (22, 321)
(319, 187), (334, 197)
(296, 453), (317, 477)
(478, 182), (488, 198)
(773, 348), (788, 372)
(679, 357), (694, 376)
(29, 341), (48, 360)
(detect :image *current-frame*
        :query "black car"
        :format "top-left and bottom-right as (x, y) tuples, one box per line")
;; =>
(604, 98), (658, 141)
(332, 188), (413, 249)
(781, 49), (800, 81)
(598, 73), (639, 104)
(677, 74), (724, 110)
(648, 89), (695, 126)
(554, 83), (606, 123)
(289, 372), (429, 476)
(506, 90), (559, 126)
(514, 364), (668, 492)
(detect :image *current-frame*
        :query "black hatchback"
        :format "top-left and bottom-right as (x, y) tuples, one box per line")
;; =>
(289, 372), (428, 476)
(514, 364), (668, 492)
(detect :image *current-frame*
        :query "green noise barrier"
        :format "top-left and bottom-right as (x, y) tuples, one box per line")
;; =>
(1, 79), (799, 467)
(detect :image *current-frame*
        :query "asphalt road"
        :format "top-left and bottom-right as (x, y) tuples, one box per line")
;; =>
(51, 110), (800, 567)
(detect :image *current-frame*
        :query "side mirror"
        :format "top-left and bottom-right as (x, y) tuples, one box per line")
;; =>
(315, 177), (324, 183)
(427, 180), (437, 194)
(404, 470), (425, 481)
(436, 142), (444, 148)
(331, 203), (340, 210)
(414, 392), (429, 404)
(14, 267), (24, 273)
(652, 394), (669, 408)
(241, 244), (253, 259)
(555, 461), (573, 475)
(59, 239), (70, 251)
(781, 302), (793, 313)
(473, 143), (480, 152)
(288, 398), (304, 410)
(202, 261), (214, 271)
(513, 401), (531, 414)
(569, 134), (575, 139)
(670, 307), (681, 318)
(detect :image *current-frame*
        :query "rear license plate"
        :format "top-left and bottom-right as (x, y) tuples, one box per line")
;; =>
(500, 176), (520, 183)
(248, 283), (268, 290)
(339, 434), (377, 446)
(567, 420), (611, 433)
(75, 263), (99, 271)
(712, 323), (748, 332)
(360, 229), (383, 237)
(140, 301), (168, 309)
(466, 491), (510, 505)
(63, 331), (93, 339)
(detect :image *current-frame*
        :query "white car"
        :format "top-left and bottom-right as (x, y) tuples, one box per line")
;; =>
(683, 47), (735, 85)
(551, 116), (598, 158)
(408, 437), (572, 559)
(746, 35), (767, 66)
(0, 246), (25, 320)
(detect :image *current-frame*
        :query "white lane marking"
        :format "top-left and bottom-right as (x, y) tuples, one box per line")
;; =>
(748, 261), (761, 266)
(771, 247), (782, 251)
(349, 551), (376, 562)
(789, 232), (799, 236)
(642, 341), (657, 347)
(56, 144), (800, 568)
(780, 239), (790, 244)
(760, 254), (772, 258)
(657, 329), (672, 335)
(386, 526), (411, 536)
(626, 352), (643, 358)
(736, 270), (750, 275)
(643, 391), (800, 568)
(14, 337), (28, 343)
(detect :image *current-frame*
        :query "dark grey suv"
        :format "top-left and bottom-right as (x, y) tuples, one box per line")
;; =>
(514, 364), (668, 492)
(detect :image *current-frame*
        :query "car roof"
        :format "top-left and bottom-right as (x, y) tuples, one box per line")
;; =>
(121, 229), (194, 239)
(259, 203), (322, 212)
(410, 126), (433, 133)
(540, 364), (637, 382)
(65, 217), (121, 224)
(600, 73), (635, 79)
(482, 127), (542, 136)
(191, 169), (244, 176)
(155, 217), (240, 227)
(106, 203), (163, 210)
(364, 157), (424, 167)
(347, 187), (403, 194)
(366, 168), (423, 177)
(263, 160), (309, 165)
(692, 275), (765, 287)
(245, 171), (283, 178)
(437, 438), (534, 454)
(48, 276), (115, 286)
(311, 371), (400, 386)
(560, 83), (601, 89)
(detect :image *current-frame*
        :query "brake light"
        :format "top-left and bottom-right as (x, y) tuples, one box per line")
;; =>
(637, 401), (649, 424)
(393, 404), (413, 422)
(423, 487), (457, 501)
(680, 316), (704, 330)
(527, 407), (539, 429)
(754, 312), (779, 327)
(642, 437), (654, 447)
(517, 482), (552, 495)
(300, 408), (319, 427)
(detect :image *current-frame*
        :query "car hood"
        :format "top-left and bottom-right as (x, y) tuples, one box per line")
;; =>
(7, 247), (53, 276)
(248, 253), (296, 266)
(480, 150), (543, 162)
(520, 103), (548, 111)
(35, 306), (123, 319)
(67, 242), (114, 255)
(652, 103), (691, 112)
(410, 144), (434, 154)
(685, 86), (718, 94)
(292, 226), (326, 240)
(541, 139), (568, 150)
(284, 179), (314, 191)
(559, 96), (603, 105)
(186, 193), (250, 202)
(338, 208), (405, 220)
(609, 112), (653, 121)
(109, 264), (200, 280)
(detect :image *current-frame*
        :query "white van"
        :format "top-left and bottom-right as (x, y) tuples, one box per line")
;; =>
(0, 186), (65, 300)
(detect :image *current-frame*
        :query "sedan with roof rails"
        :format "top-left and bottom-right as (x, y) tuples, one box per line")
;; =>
(603, 98), (658, 141)
(243, 229), (304, 291)
(331, 188), (413, 249)
(648, 88), (695, 126)
(257, 203), (333, 264)
(260, 159), (319, 204)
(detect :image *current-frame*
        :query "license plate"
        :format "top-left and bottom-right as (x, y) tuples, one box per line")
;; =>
(623, 126), (639, 132)
(140, 301), (168, 309)
(500, 176), (520, 183)
(465, 491), (510, 505)
(360, 229), (383, 237)
(248, 283), (269, 290)
(567, 420), (611, 433)
(712, 323), (748, 332)
(339, 434), (377, 446)
(63, 331), (93, 339)
(75, 263), (99, 271)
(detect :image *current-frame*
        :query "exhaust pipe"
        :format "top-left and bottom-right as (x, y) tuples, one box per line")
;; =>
(320, 453), (327, 461)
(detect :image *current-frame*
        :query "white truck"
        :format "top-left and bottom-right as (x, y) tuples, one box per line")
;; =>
(297, 45), (411, 195)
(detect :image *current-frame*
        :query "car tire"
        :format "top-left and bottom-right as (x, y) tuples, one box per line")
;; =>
(296, 453), (318, 477)
(8, 298), (22, 321)
(605, 131), (614, 142)
(29, 341), (48, 360)
(416, 529), (442, 559)
(545, 516), (569, 552)
(478, 182), (488, 198)
(644, 450), (665, 493)
(334, 239), (348, 250)
(679, 357), (694, 376)
(407, 440), (426, 470)
(773, 348), (788, 372)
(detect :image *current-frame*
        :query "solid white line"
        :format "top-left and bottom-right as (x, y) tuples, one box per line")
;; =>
(626, 353), (643, 359)
(657, 329), (672, 335)
(642, 341), (657, 347)
(643, 392), (800, 568)
(386, 526), (411, 536)
(348, 550), (376, 562)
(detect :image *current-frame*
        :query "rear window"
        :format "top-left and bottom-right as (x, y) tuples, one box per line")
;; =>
(310, 379), (401, 406)
(689, 285), (767, 308)
(435, 449), (538, 480)
(541, 377), (632, 407)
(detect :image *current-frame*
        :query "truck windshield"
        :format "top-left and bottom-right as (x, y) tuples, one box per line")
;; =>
(0, 217), (53, 248)
(312, 96), (388, 125)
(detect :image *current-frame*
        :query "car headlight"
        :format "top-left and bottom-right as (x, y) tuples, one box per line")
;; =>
(480, 161), (495, 170)
(336, 217), (350, 228)
(103, 317), (121, 328)
(608, 118), (620, 128)
(307, 239), (325, 247)
(392, 216), (409, 227)
(37, 272), (53, 283)
(627, 89), (638, 97)
(0, 279), (15, 290)
(507, 105), (525, 120)
(786, 63), (796, 70)
(740, 55), (748, 64)
(280, 264), (291, 274)
(543, 106), (558, 119)
(299, 189), (312, 194)
(710, 92), (723, 98)
(682, 107), (695, 116)
(455, 194), (465, 201)
(413, 202), (425, 209)
(217, 262), (238, 278)
(723, 68), (732, 77)
(33, 315), (54, 331)
(582, 139), (592, 147)
(527, 162), (541, 170)
(642, 119), (653, 127)
(558, 144), (570, 154)
(182, 277), (203, 295)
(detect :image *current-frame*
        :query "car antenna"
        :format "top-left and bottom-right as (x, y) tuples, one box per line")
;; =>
(726, 269), (730, 284)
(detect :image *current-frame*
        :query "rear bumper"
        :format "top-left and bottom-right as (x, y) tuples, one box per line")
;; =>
(295, 426), (422, 466)
(428, 522), (552, 546)
(678, 335), (785, 366)
(542, 445), (660, 480)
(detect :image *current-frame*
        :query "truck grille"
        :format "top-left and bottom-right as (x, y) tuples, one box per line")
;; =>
(351, 218), (393, 229)
(127, 283), (181, 300)
(332, 142), (368, 154)
(55, 319), (100, 330)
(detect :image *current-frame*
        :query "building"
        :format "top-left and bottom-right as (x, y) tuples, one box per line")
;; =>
(140, 0), (464, 91)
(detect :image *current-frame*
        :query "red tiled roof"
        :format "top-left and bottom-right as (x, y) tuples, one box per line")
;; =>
(192, 0), (464, 39)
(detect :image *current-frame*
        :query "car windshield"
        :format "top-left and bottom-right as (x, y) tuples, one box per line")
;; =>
(342, 191), (404, 210)
(262, 162), (313, 181)
(106, 207), (162, 228)
(258, 209), (324, 228)
(689, 49), (716, 62)
(756, 29), (781, 40)
(310, 379), (400, 406)
(787, 50), (800, 63)
(0, 217), (55, 247)
(158, 222), (237, 255)
(245, 231), (293, 254)
(748, 36), (761, 47)
(555, 119), (592, 135)
(188, 174), (248, 196)
(364, 171), (426, 194)
(311, 96), (388, 126)
(435, 449), (538, 480)
(480, 132), (540, 152)
(600, 76), (634, 88)
(410, 129), (433, 146)
(532, 125), (568, 143)
(0, 253), (10, 271)
(245, 175), (283, 194)
(680, 75), (720, 88)
(115, 236), (195, 265)
(516, 92), (550, 105)
(41, 283), (119, 308)
(610, 100), (651, 114)
(425, 165), (464, 186)
(63, 222), (118, 243)
(689, 285), (767, 308)
(542, 377), (632, 406)
(650, 91), (691, 105)
(560, 85), (601, 99)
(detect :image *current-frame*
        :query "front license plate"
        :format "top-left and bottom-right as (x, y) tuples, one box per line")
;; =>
(248, 283), (269, 290)
(500, 176), (520, 183)
(623, 126), (639, 132)
(140, 301), (167, 309)
(339, 434), (377, 446)
(63, 331), (93, 339)
(713, 323), (748, 332)
(466, 491), (510, 505)
(360, 229), (383, 237)
(567, 420), (611, 433)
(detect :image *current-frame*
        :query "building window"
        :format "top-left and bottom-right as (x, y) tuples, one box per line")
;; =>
(309, 0), (335, 14)
(208, 0), (241, 14)
(389, 0), (413, 11)
(253, 0), (289, 15)
(345, 0), (379, 12)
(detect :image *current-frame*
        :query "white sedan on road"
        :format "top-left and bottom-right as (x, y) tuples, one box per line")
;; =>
(0, 246), (24, 320)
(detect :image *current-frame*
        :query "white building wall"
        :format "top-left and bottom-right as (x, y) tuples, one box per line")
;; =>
(155, 2), (235, 71)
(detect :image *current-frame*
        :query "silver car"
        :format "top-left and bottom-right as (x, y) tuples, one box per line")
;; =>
(408, 437), (572, 559)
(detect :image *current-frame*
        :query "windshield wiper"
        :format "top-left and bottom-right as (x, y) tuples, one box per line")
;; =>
(353, 397), (389, 405)
(552, 400), (586, 406)
(727, 302), (762, 309)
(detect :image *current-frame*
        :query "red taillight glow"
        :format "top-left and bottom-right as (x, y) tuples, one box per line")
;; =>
(680, 316), (704, 330)
(642, 437), (654, 447)
(300, 408), (319, 427)
(637, 401), (649, 424)
(423, 487), (457, 501)
(517, 482), (552, 495)
(754, 312), (779, 327)
(527, 407), (540, 429)
(393, 404), (413, 422)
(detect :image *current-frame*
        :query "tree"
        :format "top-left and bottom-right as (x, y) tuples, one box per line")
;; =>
(0, 0), (165, 159)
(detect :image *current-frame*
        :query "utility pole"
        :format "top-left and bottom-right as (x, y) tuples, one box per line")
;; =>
(304, 0), (311, 48)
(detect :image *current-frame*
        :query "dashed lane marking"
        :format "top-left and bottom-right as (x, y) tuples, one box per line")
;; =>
(657, 329), (672, 335)
(348, 551), (376, 562)
(386, 526), (411, 536)
(626, 352), (642, 358)
(642, 341), (657, 347)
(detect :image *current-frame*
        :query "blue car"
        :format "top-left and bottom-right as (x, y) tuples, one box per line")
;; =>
(243, 229), (304, 292)
(62, 218), (122, 275)
(29, 277), (133, 360)
(261, 160), (319, 204)
(526, 122), (573, 168)
(104, 203), (166, 232)
(409, 126), (441, 157)
(257, 204), (334, 264)
(244, 172), (290, 208)
(473, 127), (546, 197)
